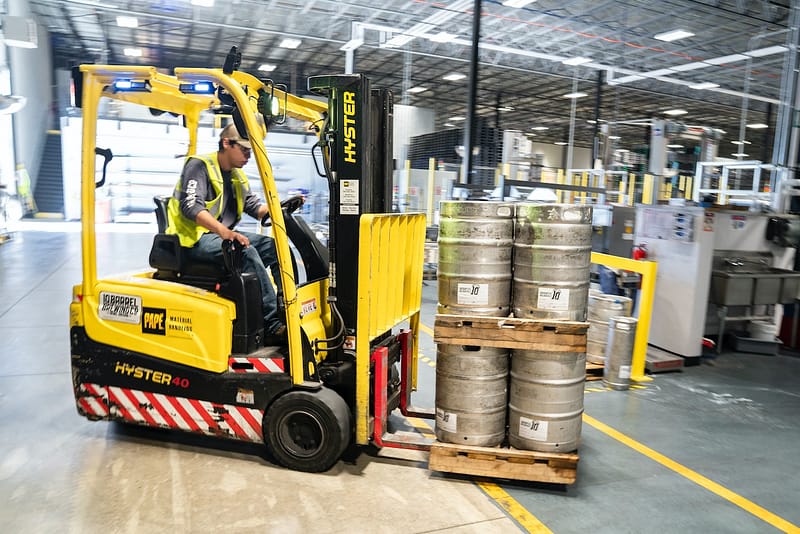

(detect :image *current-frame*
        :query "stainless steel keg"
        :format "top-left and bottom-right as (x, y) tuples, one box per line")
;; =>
(435, 344), (509, 447)
(513, 203), (593, 321)
(438, 201), (514, 317)
(587, 292), (633, 364)
(508, 348), (585, 452)
(604, 316), (638, 390)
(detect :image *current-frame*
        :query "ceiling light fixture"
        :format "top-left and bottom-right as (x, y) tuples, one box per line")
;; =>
(667, 144), (684, 148)
(563, 92), (588, 99)
(689, 82), (719, 90)
(731, 140), (751, 145)
(279, 38), (302, 49)
(502, 0), (537, 7)
(608, 135), (621, 140)
(258, 64), (277, 72)
(116, 16), (138, 28)
(407, 86), (428, 93)
(555, 141), (568, 145)
(664, 109), (688, 116)
(384, 34), (415, 48)
(531, 126), (549, 131)
(562, 57), (591, 66)
(444, 123), (456, 127)
(191, 0), (214, 6)
(498, 106), (514, 111)
(449, 116), (466, 121)
(747, 123), (769, 129)
(746, 45), (787, 58)
(654, 29), (694, 42)
(428, 32), (457, 43)
(732, 153), (749, 157)
(705, 53), (749, 65)
(123, 47), (142, 57)
(443, 73), (466, 81)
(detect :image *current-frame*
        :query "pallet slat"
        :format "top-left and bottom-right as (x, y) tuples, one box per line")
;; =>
(434, 314), (588, 351)
(429, 442), (579, 484)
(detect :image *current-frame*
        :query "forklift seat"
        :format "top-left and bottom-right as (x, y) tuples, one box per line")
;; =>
(148, 195), (264, 353)
(148, 196), (226, 281)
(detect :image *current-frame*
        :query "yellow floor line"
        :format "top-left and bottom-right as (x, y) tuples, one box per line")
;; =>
(407, 346), (553, 534)
(583, 414), (800, 533)
(476, 480), (554, 534)
(419, 322), (434, 338)
(419, 319), (794, 531)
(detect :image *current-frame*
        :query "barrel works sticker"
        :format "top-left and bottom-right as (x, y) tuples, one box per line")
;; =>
(99, 292), (142, 325)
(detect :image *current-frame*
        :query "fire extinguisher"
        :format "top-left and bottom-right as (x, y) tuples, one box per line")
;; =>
(633, 244), (647, 261)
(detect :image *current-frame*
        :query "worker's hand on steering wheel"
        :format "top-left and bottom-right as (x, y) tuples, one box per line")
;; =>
(260, 194), (306, 227)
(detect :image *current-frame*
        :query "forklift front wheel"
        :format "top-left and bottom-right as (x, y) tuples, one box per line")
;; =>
(264, 387), (351, 473)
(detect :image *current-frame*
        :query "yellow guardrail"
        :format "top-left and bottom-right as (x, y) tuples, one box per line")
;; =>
(355, 213), (426, 444)
(591, 252), (657, 383)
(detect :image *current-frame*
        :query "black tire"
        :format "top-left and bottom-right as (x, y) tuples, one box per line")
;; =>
(264, 387), (352, 473)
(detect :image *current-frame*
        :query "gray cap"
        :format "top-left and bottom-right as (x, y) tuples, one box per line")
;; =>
(220, 122), (251, 149)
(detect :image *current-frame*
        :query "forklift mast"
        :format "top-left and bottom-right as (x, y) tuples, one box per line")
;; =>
(308, 74), (394, 331)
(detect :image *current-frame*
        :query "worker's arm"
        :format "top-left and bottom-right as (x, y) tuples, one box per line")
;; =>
(194, 209), (250, 247)
(177, 159), (251, 247)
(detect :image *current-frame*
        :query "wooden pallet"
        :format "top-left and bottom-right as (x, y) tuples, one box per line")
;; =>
(434, 314), (588, 352)
(585, 361), (604, 381)
(429, 442), (579, 484)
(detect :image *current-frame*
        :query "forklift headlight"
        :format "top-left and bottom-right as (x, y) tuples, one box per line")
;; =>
(179, 81), (215, 94)
(111, 79), (151, 93)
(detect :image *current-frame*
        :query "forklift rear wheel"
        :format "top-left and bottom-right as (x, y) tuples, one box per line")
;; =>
(264, 387), (351, 473)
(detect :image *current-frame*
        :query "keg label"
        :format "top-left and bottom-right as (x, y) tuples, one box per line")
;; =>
(519, 417), (548, 441)
(537, 287), (570, 310)
(619, 365), (631, 379)
(436, 408), (458, 433)
(457, 283), (489, 305)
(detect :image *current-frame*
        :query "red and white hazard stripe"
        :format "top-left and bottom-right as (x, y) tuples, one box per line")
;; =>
(76, 383), (109, 418)
(228, 357), (285, 373)
(77, 383), (264, 443)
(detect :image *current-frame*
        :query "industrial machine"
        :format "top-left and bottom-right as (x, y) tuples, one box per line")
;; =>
(635, 204), (798, 361)
(69, 49), (428, 472)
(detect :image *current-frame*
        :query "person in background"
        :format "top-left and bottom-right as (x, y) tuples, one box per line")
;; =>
(166, 121), (286, 342)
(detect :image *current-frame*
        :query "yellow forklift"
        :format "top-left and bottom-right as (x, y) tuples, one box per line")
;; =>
(70, 48), (429, 472)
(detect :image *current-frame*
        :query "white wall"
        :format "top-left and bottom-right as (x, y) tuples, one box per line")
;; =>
(532, 142), (592, 170)
(8, 0), (53, 190)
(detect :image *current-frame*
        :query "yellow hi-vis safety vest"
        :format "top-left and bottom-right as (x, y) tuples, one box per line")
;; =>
(166, 153), (249, 247)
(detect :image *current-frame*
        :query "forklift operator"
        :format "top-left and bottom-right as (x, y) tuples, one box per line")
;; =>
(165, 122), (286, 340)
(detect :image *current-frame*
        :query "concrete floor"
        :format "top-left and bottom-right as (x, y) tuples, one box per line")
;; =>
(1, 222), (799, 533)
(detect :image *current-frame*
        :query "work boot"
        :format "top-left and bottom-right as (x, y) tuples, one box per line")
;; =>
(264, 324), (288, 346)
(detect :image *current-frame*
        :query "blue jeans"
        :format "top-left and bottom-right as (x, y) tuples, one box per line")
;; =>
(188, 231), (283, 334)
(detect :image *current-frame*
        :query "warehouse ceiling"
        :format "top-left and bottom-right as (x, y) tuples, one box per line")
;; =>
(21, 0), (798, 165)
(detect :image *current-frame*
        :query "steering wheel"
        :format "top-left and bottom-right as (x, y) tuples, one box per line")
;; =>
(260, 194), (305, 227)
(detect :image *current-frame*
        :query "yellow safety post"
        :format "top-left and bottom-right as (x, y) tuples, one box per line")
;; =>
(666, 182), (673, 199)
(427, 157), (436, 222)
(643, 174), (654, 204)
(685, 176), (693, 201)
(557, 169), (565, 203)
(618, 176), (626, 205)
(628, 173), (636, 205)
(591, 252), (657, 383)
(679, 175), (686, 193)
